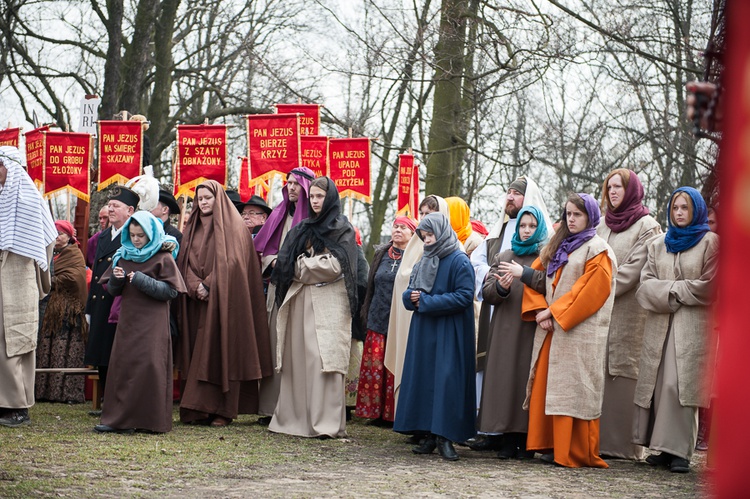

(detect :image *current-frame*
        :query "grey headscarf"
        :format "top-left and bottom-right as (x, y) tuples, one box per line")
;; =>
(408, 213), (461, 293)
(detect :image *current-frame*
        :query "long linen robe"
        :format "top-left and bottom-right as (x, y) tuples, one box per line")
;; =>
(100, 251), (186, 432)
(393, 249), (476, 444)
(596, 215), (661, 459)
(0, 250), (51, 409)
(477, 250), (537, 434)
(270, 250), (351, 438)
(632, 232), (718, 461)
(521, 236), (616, 468)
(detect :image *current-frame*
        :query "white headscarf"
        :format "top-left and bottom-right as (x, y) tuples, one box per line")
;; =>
(0, 146), (57, 270)
(487, 176), (554, 239)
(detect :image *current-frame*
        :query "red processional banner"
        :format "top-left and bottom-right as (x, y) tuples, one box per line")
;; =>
(97, 121), (143, 190)
(275, 104), (320, 136)
(329, 138), (371, 202)
(174, 124), (228, 198)
(0, 127), (21, 148)
(301, 135), (329, 178)
(25, 125), (50, 189)
(396, 153), (420, 217)
(247, 113), (301, 185)
(42, 131), (92, 201)
(238, 156), (252, 202)
(713, 0), (750, 495)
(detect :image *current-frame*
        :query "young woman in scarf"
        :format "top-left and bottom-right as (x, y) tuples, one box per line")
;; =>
(595, 169), (662, 460)
(478, 206), (548, 459)
(633, 187), (718, 473)
(519, 193), (616, 468)
(176, 180), (272, 427)
(394, 213), (476, 461)
(35, 220), (88, 404)
(384, 195), (451, 419)
(269, 177), (360, 438)
(355, 216), (416, 425)
(94, 212), (186, 434)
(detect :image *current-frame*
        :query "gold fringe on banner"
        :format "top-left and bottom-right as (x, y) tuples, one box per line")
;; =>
(43, 186), (90, 203)
(339, 190), (371, 204)
(97, 174), (132, 191)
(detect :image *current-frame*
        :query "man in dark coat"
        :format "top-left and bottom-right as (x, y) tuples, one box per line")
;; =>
(84, 186), (139, 410)
(150, 189), (183, 244)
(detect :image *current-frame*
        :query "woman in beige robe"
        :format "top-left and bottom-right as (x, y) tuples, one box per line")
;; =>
(269, 177), (359, 438)
(596, 169), (661, 460)
(634, 187), (718, 473)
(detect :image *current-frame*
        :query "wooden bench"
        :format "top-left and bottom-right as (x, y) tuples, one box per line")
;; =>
(35, 368), (101, 410)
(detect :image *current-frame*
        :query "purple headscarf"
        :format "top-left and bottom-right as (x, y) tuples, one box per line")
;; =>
(604, 170), (650, 233)
(253, 167), (315, 256)
(547, 193), (601, 277)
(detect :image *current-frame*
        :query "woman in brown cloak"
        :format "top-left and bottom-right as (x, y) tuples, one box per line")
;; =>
(176, 180), (272, 426)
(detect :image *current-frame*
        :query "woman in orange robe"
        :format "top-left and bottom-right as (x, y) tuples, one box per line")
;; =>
(506, 193), (616, 468)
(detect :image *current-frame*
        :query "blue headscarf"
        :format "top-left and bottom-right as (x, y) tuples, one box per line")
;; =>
(511, 206), (548, 256)
(112, 211), (179, 267)
(664, 187), (710, 254)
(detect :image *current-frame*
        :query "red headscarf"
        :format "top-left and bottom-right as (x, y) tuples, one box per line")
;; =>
(394, 216), (417, 233)
(54, 220), (79, 246)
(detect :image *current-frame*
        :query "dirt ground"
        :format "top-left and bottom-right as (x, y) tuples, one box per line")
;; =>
(0, 404), (708, 498)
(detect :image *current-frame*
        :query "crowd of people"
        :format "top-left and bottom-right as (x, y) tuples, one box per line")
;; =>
(0, 143), (718, 474)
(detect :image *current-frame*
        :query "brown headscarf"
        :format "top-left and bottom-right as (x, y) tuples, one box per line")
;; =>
(176, 180), (272, 390)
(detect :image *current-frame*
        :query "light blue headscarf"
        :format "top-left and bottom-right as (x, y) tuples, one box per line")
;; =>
(664, 186), (710, 254)
(112, 211), (179, 267)
(511, 206), (548, 256)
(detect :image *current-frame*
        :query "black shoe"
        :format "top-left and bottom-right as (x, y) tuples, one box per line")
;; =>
(0, 409), (30, 427)
(670, 457), (690, 473)
(412, 435), (437, 455)
(516, 449), (536, 460)
(94, 424), (134, 434)
(467, 435), (502, 451)
(88, 410), (102, 417)
(436, 437), (459, 461)
(256, 416), (272, 426)
(539, 453), (555, 464)
(645, 452), (672, 467)
(406, 434), (423, 445)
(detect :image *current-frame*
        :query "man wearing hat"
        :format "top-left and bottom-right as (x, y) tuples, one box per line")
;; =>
(84, 186), (139, 411)
(238, 195), (272, 236)
(151, 189), (183, 244)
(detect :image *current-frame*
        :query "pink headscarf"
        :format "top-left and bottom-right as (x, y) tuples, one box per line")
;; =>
(394, 216), (417, 233)
(54, 220), (79, 245)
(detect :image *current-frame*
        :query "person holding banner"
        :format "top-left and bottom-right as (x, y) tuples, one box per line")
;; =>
(254, 167), (315, 424)
(94, 211), (185, 434)
(394, 213), (476, 461)
(633, 187), (718, 473)
(84, 186), (140, 411)
(0, 146), (56, 427)
(176, 180), (272, 427)
(269, 176), (359, 438)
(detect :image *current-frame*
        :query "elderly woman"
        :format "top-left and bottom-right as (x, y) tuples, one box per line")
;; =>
(394, 213), (476, 461)
(270, 177), (359, 438)
(596, 169), (661, 460)
(176, 180), (272, 427)
(521, 193), (616, 468)
(355, 216), (416, 424)
(35, 220), (88, 403)
(0, 146), (56, 427)
(634, 187), (718, 473)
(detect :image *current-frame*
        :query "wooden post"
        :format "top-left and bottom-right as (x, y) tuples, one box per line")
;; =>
(178, 194), (188, 232)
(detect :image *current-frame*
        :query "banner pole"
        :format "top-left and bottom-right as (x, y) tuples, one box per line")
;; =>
(178, 194), (188, 232)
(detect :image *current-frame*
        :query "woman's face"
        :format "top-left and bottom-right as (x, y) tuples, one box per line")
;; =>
(607, 174), (626, 210)
(517, 213), (538, 242)
(129, 223), (149, 249)
(391, 222), (414, 247)
(420, 230), (437, 246)
(565, 202), (589, 235)
(196, 188), (216, 215)
(54, 231), (70, 251)
(419, 203), (437, 218)
(309, 185), (326, 214)
(671, 195), (692, 228)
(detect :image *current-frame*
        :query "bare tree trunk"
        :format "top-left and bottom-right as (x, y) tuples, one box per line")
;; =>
(99, 0), (125, 119)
